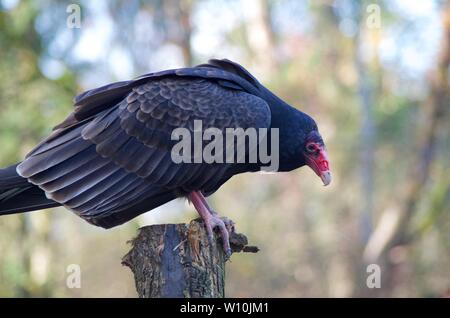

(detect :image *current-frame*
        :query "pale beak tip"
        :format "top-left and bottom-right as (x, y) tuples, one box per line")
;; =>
(320, 171), (332, 186)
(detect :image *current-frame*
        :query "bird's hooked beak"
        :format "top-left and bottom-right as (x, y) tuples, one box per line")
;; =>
(304, 143), (332, 186)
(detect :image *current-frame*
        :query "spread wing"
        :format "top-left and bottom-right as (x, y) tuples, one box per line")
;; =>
(17, 65), (271, 228)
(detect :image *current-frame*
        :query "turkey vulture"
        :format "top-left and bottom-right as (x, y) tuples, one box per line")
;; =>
(0, 59), (331, 257)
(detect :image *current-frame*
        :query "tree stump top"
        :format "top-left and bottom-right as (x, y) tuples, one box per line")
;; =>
(122, 219), (258, 298)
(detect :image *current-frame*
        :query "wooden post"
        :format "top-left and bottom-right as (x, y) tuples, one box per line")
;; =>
(122, 219), (258, 298)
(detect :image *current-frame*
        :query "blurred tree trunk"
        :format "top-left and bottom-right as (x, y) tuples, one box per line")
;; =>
(354, 2), (376, 245)
(351, 1), (378, 297)
(0, 2), (62, 297)
(163, 0), (194, 66)
(363, 3), (450, 295)
(242, 0), (277, 76)
(178, 0), (194, 66)
(108, 0), (194, 71)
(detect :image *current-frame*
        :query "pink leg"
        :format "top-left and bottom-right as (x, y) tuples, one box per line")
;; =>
(188, 191), (233, 258)
(194, 192), (235, 232)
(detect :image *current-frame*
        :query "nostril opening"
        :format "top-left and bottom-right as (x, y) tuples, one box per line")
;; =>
(318, 160), (329, 171)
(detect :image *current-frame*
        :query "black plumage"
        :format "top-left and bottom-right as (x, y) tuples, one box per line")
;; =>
(0, 59), (327, 229)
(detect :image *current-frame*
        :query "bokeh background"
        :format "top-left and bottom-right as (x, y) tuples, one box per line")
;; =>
(0, 0), (449, 297)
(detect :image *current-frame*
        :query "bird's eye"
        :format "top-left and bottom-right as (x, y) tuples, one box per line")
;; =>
(306, 143), (317, 153)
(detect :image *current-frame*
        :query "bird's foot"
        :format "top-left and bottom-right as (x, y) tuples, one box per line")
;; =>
(213, 214), (235, 235)
(188, 191), (235, 260)
(202, 213), (235, 260)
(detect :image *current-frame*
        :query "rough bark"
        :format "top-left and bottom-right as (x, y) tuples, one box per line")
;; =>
(122, 219), (258, 298)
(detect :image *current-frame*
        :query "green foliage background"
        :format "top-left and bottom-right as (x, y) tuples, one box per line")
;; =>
(0, 0), (448, 297)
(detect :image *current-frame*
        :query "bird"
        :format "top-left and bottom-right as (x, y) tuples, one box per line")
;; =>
(0, 59), (331, 258)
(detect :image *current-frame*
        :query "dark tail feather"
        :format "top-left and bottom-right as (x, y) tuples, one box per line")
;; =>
(0, 163), (60, 215)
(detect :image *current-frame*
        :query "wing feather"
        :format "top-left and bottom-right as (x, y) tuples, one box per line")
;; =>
(82, 77), (271, 193)
(18, 60), (270, 228)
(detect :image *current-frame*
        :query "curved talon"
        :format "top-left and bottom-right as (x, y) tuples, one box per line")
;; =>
(189, 191), (234, 259)
(222, 217), (236, 233)
(203, 214), (232, 258)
